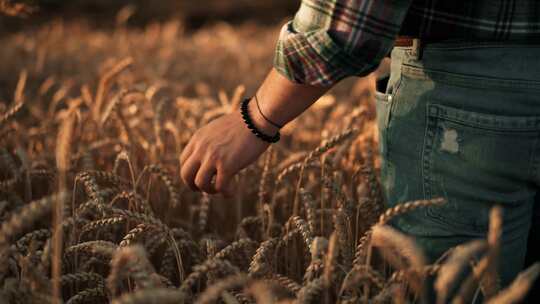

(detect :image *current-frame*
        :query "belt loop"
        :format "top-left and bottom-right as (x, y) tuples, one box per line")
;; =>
(411, 38), (424, 60)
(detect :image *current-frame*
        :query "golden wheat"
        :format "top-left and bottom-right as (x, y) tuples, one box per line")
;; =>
(0, 13), (536, 304)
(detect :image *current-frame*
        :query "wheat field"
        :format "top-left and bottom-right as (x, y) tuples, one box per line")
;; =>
(0, 5), (539, 304)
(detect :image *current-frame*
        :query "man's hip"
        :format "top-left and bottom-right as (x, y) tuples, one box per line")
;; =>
(376, 42), (540, 289)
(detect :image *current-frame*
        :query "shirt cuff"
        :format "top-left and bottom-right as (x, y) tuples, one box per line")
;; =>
(273, 21), (382, 87)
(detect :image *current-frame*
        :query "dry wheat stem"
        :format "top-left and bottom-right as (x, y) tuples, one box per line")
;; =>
(483, 206), (503, 298)
(323, 232), (338, 288)
(94, 57), (134, 121)
(435, 240), (489, 304)
(485, 263), (540, 304)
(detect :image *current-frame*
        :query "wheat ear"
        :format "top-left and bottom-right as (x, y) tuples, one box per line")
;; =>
(248, 237), (278, 277)
(0, 69), (26, 127)
(339, 265), (385, 299)
(451, 255), (489, 304)
(435, 240), (488, 304)
(334, 206), (353, 269)
(107, 245), (162, 297)
(61, 272), (105, 290)
(292, 128), (358, 215)
(198, 193), (210, 233)
(265, 273), (302, 294)
(285, 216), (313, 250)
(371, 224), (427, 296)
(119, 224), (152, 247)
(195, 274), (248, 304)
(378, 198), (446, 225)
(213, 238), (257, 261)
(296, 277), (324, 304)
(180, 259), (239, 294)
(0, 193), (67, 275)
(111, 288), (186, 304)
(486, 263), (540, 304)
(65, 287), (107, 304)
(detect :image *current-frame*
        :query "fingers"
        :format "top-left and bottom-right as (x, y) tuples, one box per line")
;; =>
(194, 163), (217, 194)
(180, 132), (237, 196)
(180, 158), (201, 191)
(216, 167), (234, 198)
(180, 141), (195, 166)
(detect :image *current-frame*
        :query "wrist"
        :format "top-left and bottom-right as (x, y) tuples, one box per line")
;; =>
(247, 97), (280, 136)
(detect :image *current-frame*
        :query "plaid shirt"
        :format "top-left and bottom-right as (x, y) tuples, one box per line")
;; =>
(274, 0), (540, 87)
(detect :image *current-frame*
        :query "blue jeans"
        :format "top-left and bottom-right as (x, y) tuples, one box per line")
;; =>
(377, 42), (540, 288)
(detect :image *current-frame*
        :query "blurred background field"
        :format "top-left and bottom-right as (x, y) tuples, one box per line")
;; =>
(0, 0), (371, 107)
(1, 0), (297, 30)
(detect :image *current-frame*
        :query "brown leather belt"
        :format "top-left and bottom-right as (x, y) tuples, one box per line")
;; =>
(394, 36), (417, 47)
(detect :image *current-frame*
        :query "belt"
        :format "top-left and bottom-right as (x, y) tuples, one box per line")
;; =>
(395, 36), (446, 47)
(394, 36), (425, 59)
(394, 36), (418, 47)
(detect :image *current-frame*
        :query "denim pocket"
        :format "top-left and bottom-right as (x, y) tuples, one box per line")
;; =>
(375, 91), (393, 158)
(423, 103), (540, 233)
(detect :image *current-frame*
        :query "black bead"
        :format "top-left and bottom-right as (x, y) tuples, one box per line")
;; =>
(240, 98), (280, 143)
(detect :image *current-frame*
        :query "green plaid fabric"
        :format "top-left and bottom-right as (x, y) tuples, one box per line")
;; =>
(274, 0), (540, 87)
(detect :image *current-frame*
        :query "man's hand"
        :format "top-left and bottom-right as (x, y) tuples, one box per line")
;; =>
(180, 68), (330, 196)
(179, 108), (271, 196)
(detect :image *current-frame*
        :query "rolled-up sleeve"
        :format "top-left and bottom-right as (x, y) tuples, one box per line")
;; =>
(274, 0), (412, 87)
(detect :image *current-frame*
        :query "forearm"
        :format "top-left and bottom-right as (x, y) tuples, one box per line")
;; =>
(249, 68), (330, 134)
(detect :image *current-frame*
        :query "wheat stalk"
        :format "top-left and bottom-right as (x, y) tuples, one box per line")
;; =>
(323, 232), (338, 288)
(486, 263), (540, 304)
(482, 206), (503, 298)
(93, 57), (133, 121)
(435, 240), (488, 304)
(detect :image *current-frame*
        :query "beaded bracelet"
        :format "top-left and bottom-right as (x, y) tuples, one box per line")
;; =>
(240, 98), (280, 143)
